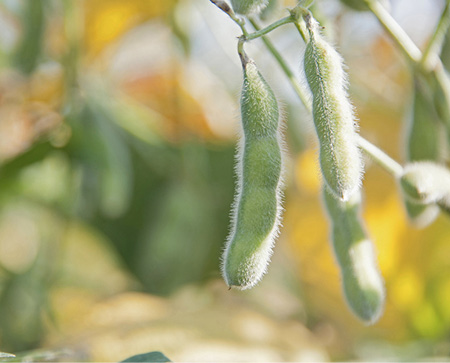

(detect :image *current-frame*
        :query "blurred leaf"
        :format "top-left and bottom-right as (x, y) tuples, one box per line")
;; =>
(66, 93), (133, 219)
(0, 142), (55, 195)
(88, 102), (133, 218)
(84, 0), (179, 56)
(13, 0), (45, 74)
(2, 349), (69, 362)
(168, 7), (191, 57)
(0, 353), (15, 359)
(121, 351), (171, 363)
(134, 142), (234, 295)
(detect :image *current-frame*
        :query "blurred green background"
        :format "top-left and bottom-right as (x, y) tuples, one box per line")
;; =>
(0, 0), (449, 361)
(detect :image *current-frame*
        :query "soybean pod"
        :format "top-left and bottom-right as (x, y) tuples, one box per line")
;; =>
(400, 161), (450, 212)
(222, 52), (284, 290)
(403, 75), (442, 227)
(230, 0), (268, 15)
(323, 186), (385, 324)
(303, 13), (363, 201)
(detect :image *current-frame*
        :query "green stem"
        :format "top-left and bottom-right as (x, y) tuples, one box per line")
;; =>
(356, 135), (403, 177)
(246, 16), (294, 41)
(364, 0), (422, 63)
(421, 0), (450, 71)
(293, 19), (308, 43)
(249, 18), (312, 112)
(209, 0), (248, 36)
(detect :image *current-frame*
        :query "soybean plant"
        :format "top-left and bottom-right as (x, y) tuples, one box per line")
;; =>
(211, 0), (450, 324)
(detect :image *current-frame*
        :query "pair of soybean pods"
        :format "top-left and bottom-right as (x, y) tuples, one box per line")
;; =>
(221, 9), (385, 324)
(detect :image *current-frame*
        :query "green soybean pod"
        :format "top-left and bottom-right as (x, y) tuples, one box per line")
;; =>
(403, 76), (442, 227)
(304, 14), (363, 201)
(442, 29), (450, 72)
(230, 0), (268, 15)
(400, 162), (450, 209)
(407, 76), (442, 162)
(323, 186), (385, 324)
(222, 55), (284, 289)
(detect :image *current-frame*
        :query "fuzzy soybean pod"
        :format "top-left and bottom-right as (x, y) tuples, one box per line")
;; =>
(403, 76), (442, 227)
(400, 162), (450, 213)
(304, 14), (363, 201)
(230, 0), (268, 15)
(407, 76), (442, 162)
(222, 55), (283, 290)
(323, 186), (385, 324)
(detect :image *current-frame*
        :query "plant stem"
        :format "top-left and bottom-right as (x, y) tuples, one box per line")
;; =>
(209, 0), (248, 36)
(249, 18), (312, 112)
(293, 19), (308, 43)
(421, 0), (450, 71)
(364, 0), (422, 63)
(356, 135), (403, 177)
(246, 16), (294, 41)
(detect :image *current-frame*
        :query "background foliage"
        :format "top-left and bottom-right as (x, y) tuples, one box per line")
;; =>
(0, 0), (449, 361)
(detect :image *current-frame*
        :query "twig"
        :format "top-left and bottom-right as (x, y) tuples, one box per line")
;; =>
(249, 18), (312, 112)
(364, 0), (422, 63)
(421, 1), (450, 71)
(356, 135), (403, 177)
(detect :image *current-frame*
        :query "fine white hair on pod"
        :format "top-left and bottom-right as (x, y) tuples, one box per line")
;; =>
(221, 55), (285, 290)
(322, 186), (385, 324)
(303, 12), (363, 201)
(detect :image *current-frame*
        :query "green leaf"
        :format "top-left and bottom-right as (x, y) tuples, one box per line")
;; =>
(121, 351), (171, 363)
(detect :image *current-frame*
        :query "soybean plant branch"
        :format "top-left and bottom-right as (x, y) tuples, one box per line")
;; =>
(365, 0), (450, 78)
(209, 0), (248, 36)
(364, 0), (422, 63)
(356, 135), (403, 178)
(421, 1), (450, 70)
(249, 18), (312, 112)
(245, 16), (294, 41)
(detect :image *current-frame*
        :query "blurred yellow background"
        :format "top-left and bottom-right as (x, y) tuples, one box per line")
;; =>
(0, 0), (449, 361)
